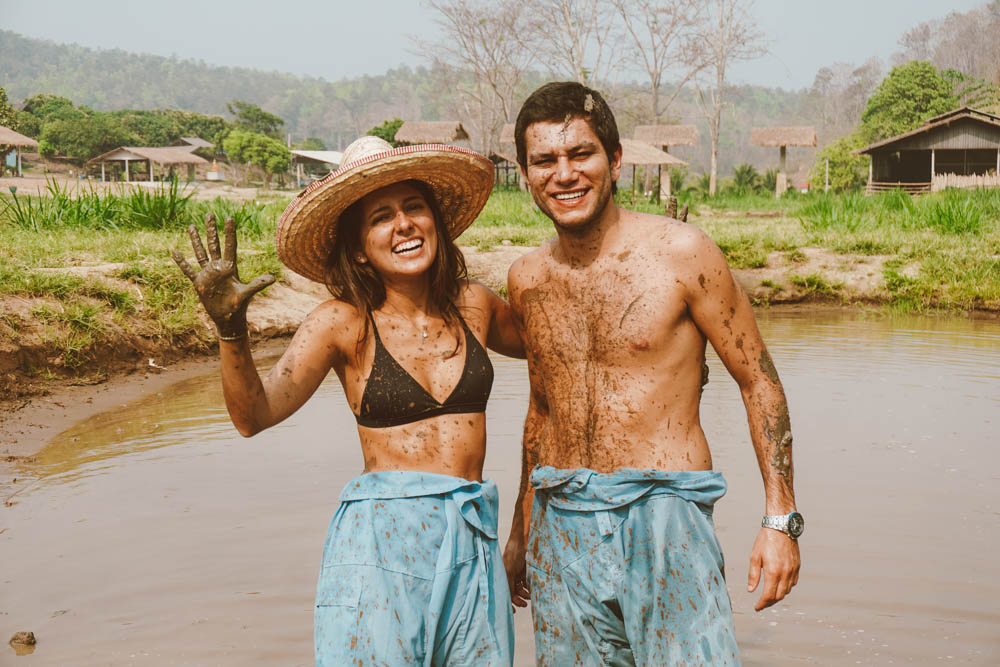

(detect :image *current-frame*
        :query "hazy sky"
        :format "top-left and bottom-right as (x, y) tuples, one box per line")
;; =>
(4, 0), (988, 90)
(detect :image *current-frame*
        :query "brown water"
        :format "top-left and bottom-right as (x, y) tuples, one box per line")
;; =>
(2, 308), (999, 666)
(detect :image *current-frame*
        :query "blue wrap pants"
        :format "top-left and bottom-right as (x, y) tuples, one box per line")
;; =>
(315, 471), (514, 666)
(527, 466), (741, 666)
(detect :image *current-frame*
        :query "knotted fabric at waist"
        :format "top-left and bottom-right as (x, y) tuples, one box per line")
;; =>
(340, 470), (499, 539)
(530, 466), (727, 514)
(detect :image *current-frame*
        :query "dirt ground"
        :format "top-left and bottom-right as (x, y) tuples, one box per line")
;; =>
(0, 172), (284, 203)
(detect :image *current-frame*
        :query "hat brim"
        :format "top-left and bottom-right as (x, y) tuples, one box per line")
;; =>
(277, 144), (494, 284)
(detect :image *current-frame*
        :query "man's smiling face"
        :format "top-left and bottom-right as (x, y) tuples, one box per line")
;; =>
(521, 117), (621, 233)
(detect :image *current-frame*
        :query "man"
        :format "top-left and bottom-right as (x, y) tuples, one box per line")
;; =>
(502, 81), (801, 665)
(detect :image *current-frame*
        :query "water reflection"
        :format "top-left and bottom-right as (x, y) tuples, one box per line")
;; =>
(3, 307), (999, 666)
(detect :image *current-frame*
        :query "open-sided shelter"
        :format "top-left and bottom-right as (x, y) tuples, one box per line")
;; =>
(633, 125), (698, 198)
(750, 126), (816, 195)
(88, 146), (208, 182)
(1, 126), (40, 177)
(290, 149), (343, 185)
(854, 108), (1000, 194)
(620, 138), (687, 201)
(395, 121), (470, 146)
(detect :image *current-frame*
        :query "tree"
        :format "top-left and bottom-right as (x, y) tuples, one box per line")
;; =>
(522, 0), (622, 88)
(808, 133), (868, 192)
(222, 129), (290, 189)
(368, 118), (405, 147)
(859, 61), (959, 144)
(421, 0), (534, 153)
(613, 0), (704, 123)
(39, 115), (132, 162)
(226, 100), (285, 139)
(694, 0), (766, 195)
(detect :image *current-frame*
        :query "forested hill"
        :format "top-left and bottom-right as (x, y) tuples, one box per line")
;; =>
(0, 30), (443, 151)
(1, 29), (819, 177)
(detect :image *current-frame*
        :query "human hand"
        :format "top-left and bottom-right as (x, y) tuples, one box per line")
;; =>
(747, 526), (800, 611)
(171, 214), (275, 340)
(502, 537), (530, 610)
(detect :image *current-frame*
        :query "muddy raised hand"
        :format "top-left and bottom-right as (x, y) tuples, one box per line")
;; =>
(171, 214), (275, 340)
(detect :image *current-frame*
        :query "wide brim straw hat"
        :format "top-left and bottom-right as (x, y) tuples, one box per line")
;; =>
(277, 136), (494, 283)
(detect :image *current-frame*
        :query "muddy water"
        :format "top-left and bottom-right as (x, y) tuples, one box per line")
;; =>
(2, 308), (999, 665)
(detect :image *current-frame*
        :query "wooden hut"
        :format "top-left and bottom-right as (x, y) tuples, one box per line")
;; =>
(854, 108), (1000, 194)
(0, 126), (40, 177)
(750, 126), (816, 196)
(620, 139), (687, 202)
(88, 146), (208, 182)
(395, 121), (470, 146)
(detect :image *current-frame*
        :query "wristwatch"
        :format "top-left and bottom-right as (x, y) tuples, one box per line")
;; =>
(762, 512), (804, 539)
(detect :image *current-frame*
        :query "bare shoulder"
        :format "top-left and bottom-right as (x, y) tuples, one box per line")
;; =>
(298, 298), (365, 349)
(508, 240), (555, 293)
(458, 278), (499, 309)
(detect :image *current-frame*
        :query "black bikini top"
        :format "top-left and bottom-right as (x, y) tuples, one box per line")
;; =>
(355, 313), (494, 428)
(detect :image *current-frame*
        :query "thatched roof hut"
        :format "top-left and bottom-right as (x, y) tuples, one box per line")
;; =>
(749, 127), (817, 148)
(750, 127), (816, 195)
(395, 121), (470, 145)
(633, 125), (699, 147)
(0, 126), (40, 148)
(1, 126), (41, 177)
(620, 139), (687, 166)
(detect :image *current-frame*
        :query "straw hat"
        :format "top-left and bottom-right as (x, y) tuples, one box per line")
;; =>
(277, 136), (494, 283)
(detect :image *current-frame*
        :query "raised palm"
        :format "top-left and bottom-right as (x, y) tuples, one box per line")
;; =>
(172, 214), (275, 339)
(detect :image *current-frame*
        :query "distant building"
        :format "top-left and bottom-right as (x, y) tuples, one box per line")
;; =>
(854, 108), (1000, 194)
(88, 146), (208, 182)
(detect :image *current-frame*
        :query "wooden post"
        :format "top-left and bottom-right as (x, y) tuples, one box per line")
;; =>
(868, 158), (873, 192)
(125, 159), (130, 183)
(16, 147), (22, 177)
(101, 162), (105, 182)
(149, 160), (154, 183)
(779, 145), (787, 173)
(930, 149), (935, 190)
(825, 158), (829, 193)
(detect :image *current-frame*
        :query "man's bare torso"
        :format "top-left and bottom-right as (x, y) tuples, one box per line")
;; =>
(513, 213), (715, 473)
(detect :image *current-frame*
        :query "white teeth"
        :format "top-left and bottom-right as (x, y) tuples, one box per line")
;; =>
(394, 239), (423, 254)
(554, 191), (585, 201)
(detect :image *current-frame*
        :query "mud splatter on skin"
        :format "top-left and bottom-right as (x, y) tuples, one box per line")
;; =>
(758, 348), (781, 385)
(764, 398), (793, 482)
(697, 274), (706, 289)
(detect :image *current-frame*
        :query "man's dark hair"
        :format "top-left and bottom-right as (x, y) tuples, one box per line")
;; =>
(326, 179), (467, 356)
(514, 81), (621, 172)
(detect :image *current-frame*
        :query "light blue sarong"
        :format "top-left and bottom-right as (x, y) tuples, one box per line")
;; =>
(528, 466), (741, 666)
(315, 471), (514, 666)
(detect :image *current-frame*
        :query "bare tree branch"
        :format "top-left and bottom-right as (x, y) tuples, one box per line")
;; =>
(521, 0), (624, 88)
(693, 0), (766, 195)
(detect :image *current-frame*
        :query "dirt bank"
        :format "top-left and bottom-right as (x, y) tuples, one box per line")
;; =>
(0, 241), (950, 471)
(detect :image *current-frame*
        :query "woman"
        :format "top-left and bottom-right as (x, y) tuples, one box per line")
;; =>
(172, 136), (522, 666)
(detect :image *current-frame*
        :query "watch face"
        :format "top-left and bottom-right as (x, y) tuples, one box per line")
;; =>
(787, 512), (804, 538)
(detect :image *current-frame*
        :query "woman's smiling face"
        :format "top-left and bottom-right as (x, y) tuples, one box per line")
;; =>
(357, 181), (439, 282)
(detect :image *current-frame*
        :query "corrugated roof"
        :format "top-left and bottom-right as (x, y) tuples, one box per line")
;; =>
(291, 150), (343, 165)
(855, 107), (1000, 155)
(750, 127), (817, 147)
(633, 125), (698, 146)
(172, 137), (213, 148)
(88, 146), (209, 165)
(620, 139), (687, 166)
(395, 121), (470, 144)
(0, 126), (39, 148)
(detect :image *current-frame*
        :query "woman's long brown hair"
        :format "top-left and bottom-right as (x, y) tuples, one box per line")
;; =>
(324, 179), (469, 357)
